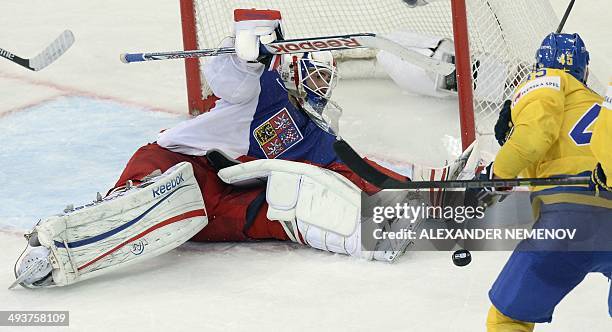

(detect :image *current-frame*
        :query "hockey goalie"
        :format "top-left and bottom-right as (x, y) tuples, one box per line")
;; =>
(12, 9), (469, 289)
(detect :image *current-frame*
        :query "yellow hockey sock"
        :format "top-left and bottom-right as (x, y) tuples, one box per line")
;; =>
(486, 305), (535, 332)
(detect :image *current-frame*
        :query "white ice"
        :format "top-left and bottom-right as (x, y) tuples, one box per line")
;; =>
(0, 1), (611, 331)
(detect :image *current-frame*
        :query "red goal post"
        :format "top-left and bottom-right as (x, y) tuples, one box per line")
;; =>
(179, 0), (560, 151)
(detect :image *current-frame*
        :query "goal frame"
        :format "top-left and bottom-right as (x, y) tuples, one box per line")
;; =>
(178, 0), (477, 150)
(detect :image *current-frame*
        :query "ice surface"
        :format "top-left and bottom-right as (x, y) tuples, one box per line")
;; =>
(0, 0), (611, 331)
(0, 97), (185, 230)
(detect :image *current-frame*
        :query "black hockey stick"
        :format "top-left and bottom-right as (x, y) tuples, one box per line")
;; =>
(0, 30), (75, 71)
(556, 0), (576, 33)
(332, 139), (590, 189)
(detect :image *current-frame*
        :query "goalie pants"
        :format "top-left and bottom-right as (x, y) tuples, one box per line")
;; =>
(113, 143), (398, 242)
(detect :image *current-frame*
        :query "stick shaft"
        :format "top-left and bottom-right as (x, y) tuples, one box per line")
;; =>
(120, 33), (454, 75)
(332, 139), (591, 189)
(121, 33), (374, 63)
(556, 0), (576, 33)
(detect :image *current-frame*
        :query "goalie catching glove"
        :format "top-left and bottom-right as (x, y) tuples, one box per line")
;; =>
(11, 162), (207, 289)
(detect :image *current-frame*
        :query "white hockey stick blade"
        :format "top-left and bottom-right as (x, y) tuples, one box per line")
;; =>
(358, 35), (455, 76)
(28, 30), (75, 71)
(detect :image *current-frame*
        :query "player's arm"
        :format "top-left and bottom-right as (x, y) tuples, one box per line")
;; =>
(203, 9), (282, 104)
(493, 70), (567, 178)
(591, 81), (612, 190)
(203, 48), (264, 104)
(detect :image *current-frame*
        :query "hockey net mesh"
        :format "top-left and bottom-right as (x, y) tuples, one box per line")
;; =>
(188, 0), (562, 135)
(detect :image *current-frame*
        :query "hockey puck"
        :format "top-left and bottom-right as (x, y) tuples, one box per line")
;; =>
(402, 0), (420, 7)
(452, 249), (472, 267)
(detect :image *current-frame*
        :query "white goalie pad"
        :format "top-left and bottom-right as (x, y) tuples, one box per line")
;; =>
(377, 31), (456, 98)
(217, 159), (361, 237)
(30, 162), (207, 287)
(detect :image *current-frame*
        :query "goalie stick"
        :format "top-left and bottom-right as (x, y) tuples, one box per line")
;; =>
(0, 30), (75, 72)
(332, 139), (591, 190)
(120, 33), (454, 76)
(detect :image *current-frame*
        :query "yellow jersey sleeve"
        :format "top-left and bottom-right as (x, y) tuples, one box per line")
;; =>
(591, 82), (612, 186)
(493, 69), (566, 178)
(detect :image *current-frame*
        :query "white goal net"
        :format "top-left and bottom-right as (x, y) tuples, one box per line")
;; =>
(181, 0), (574, 148)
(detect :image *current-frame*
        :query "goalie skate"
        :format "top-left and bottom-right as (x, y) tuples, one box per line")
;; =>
(10, 247), (53, 289)
(10, 162), (207, 289)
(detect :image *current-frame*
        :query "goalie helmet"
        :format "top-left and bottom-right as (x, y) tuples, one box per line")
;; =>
(535, 32), (590, 83)
(279, 51), (341, 133)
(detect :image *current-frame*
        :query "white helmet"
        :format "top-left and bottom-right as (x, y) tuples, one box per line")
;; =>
(279, 51), (341, 133)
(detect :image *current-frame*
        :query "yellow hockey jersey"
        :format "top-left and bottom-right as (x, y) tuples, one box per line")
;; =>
(493, 68), (603, 190)
(590, 81), (612, 187)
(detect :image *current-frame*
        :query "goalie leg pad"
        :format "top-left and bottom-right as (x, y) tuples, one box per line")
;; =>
(31, 162), (207, 287)
(377, 32), (456, 98)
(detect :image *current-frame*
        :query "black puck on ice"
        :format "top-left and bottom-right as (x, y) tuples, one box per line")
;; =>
(452, 249), (472, 267)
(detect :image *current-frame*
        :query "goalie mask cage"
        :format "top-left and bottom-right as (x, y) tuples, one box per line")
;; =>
(179, 0), (560, 150)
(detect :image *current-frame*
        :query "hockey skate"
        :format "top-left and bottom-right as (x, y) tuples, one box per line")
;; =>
(10, 244), (54, 289)
(10, 162), (208, 289)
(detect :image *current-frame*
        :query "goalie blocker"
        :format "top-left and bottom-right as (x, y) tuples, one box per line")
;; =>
(216, 156), (424, 262)
(11, 162), (207, 289)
